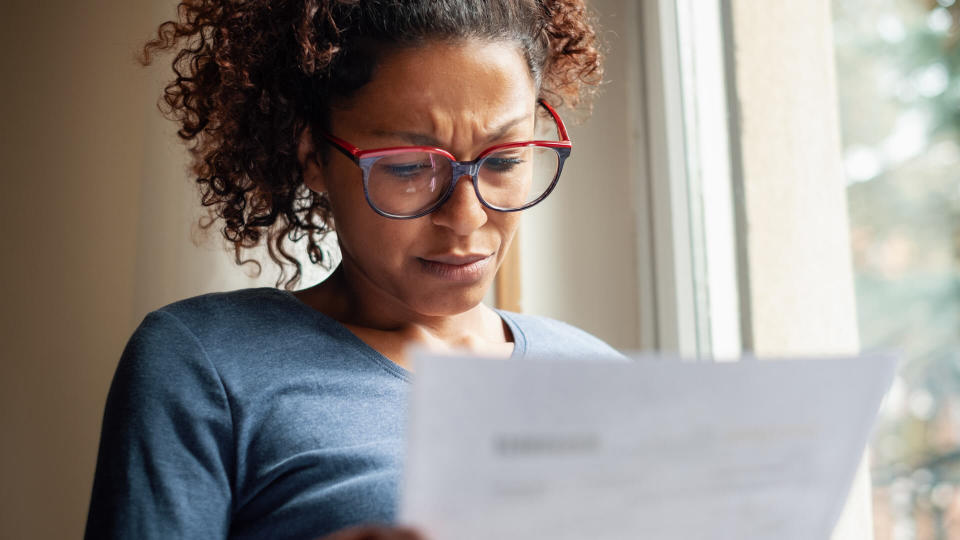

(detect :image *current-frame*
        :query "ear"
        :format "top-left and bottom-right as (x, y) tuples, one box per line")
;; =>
(297, 127), (326, 193)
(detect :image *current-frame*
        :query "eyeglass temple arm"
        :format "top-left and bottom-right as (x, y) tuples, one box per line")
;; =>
(537, 99), (570, 142)
(323, 133), (362, 164)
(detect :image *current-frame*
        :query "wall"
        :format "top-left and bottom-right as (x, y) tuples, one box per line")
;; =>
(725, 1), (870, 538)
(521, 0), (643, 350)
(0, 2), (284, 538)
(0, 2), (154, 537)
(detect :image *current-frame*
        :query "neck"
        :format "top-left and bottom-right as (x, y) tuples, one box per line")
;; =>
(293, 263), (510, 353)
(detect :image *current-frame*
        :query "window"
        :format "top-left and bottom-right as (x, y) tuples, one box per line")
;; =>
(833, 1), (960, 537)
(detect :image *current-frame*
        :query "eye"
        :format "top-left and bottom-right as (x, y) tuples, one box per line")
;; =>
(381, 162), (434, 178)
(482, 156), (526, 173)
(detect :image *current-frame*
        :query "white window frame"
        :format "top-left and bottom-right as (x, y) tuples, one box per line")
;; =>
(633, 0), (742, 360)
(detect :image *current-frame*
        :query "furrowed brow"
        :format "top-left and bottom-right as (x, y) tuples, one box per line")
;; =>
(369, 112), (534, 149)
(368, 130), (443, 147)
(481, 112), (533, 144)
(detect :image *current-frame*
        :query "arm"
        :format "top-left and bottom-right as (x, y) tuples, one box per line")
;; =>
(85, 310), (234, 539)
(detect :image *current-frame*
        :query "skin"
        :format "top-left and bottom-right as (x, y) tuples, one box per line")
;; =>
(317, 525), (424, 540)
(294, 39), (539, 372)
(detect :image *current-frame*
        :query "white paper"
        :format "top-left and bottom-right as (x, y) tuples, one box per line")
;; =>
(399, 353), (897, 540)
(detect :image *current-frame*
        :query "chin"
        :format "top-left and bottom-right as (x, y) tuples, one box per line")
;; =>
(407, 285), (491, 318)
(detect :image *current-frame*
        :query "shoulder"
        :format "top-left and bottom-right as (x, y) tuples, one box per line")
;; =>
(121, 287), (324, 379)
(141, 287), (333, 352)
(154, 287), (305, 334)
(126, 287), (386, 384)
(498, 310), (625, 361)
(116, 291), (282, 402)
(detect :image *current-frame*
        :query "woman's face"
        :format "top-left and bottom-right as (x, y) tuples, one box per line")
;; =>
(305, 39), (538, 319)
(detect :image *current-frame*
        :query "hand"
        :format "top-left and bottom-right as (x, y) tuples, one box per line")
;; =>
(315, 525), (426, 540)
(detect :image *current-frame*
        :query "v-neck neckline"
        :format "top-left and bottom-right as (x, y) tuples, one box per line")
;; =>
(272, 288), (528, 381)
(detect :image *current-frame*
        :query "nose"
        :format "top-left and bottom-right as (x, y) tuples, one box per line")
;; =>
(430, 174), (488, 234)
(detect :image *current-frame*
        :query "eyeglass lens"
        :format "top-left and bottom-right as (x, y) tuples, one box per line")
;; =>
(365, 145), (561, 217)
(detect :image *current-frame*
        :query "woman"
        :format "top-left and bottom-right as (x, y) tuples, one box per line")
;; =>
(85, 1), (619, 538)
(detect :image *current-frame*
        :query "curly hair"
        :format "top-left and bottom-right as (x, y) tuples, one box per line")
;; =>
(141, 0), (604, 289)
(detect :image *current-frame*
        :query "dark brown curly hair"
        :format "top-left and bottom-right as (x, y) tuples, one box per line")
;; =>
(141, 0), (604, 289)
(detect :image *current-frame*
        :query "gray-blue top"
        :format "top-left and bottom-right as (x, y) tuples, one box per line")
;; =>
(85, 287), (622, 540)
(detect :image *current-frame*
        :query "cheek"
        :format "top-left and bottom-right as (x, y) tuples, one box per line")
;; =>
(330, 201), (424, 264)
(324, 166), (376, 237)
(324, 161), (364, 206)
(495, 212), (522, 244)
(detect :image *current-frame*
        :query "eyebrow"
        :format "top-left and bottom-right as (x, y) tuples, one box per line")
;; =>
(369, 112), (532, 149)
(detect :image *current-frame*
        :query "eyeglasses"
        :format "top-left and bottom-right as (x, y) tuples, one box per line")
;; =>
(322, 99), (571, 219)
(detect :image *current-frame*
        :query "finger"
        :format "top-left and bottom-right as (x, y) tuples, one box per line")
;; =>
(387, 526), (426, 540)
(315, 525), (384, 540)
(316, 525), (426, 540)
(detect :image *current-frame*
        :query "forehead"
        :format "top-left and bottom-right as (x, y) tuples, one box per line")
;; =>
(333, 39), (538, 135)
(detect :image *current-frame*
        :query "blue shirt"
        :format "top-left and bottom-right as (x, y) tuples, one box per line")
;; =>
(85, 287), (622, 540)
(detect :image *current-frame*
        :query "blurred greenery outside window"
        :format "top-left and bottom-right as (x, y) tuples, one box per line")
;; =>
(832, 0), (960, 537)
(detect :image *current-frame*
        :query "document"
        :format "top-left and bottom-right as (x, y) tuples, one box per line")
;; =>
(399, 353), (897, 540)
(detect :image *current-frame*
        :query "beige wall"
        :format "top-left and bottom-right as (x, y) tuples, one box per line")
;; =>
(521, 0), (642, 350)
(0, 2), (281, 538)
(726, 1), (869, 538)
(1, 2), (152, 538)
(729, 0), (860, 358)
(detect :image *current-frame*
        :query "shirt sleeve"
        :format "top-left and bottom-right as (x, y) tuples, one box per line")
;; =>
(85, 310), (234, 539)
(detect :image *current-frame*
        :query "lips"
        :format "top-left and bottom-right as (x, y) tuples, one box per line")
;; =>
(421, 253), (492, 265)
(417, 252), (494, 282)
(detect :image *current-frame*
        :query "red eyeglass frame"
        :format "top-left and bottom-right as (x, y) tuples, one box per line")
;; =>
(321, 99), (572, 219)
